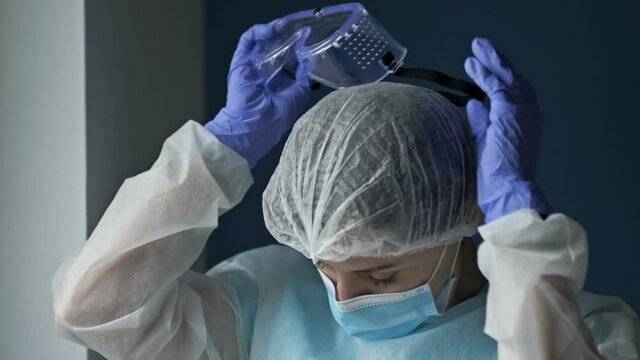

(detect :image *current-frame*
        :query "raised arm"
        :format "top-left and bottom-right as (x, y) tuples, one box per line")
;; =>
(464, 37), (601, 359)
(52, 21), (310, 360)
(52, 121), (254, 359)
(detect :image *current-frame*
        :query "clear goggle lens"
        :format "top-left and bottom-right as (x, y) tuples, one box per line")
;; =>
(253, 3), (486, 106)
(254, 3), (407, 89)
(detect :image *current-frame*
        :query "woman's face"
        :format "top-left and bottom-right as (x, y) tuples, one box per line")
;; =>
(315, 243), (457, 301)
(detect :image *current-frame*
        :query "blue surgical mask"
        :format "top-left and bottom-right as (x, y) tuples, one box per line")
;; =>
(318, 242), (461, 341)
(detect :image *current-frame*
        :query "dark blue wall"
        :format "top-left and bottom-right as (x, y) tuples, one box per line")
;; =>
(206, 0), (640, 312)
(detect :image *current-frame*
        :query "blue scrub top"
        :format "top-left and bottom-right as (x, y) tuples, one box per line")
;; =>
(207, 245), (497, 359)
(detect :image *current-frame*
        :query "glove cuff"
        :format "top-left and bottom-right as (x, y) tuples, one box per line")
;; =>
(481, 181), (552, 223)
(204, 110), (255, 167)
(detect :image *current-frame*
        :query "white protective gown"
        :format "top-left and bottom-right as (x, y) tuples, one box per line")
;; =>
(52, 121), (640, 360)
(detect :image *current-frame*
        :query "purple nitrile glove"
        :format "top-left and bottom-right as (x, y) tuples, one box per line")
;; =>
(205, 22), (311, 169)
(464, 37), (552, 223)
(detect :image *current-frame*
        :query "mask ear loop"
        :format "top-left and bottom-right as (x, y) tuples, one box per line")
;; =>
(447, 240), (463, 281)
(426, 239), (463, 287)
(434, 240), (463, 311)
(426, 243), (450, 284)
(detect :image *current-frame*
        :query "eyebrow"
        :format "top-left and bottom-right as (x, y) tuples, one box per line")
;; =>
(355, 264), (400, 273)
(317, 261), (400, 273)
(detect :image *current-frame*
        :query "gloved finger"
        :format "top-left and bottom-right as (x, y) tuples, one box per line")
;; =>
(294, 58), (312, 85)
(266, 54), (312, 92)
(228, 58), (261, 87)
(471, 37), (515, 86)
(278, 60), (310, 96)
(275, 62), (311, 119)
(226, 64), (264, 109)
(268, 17), (288, 38)
(267, 68), (295, 92)
(231, 23), (277, 65)
(466, 99), (490, 144)
(229, 21), (286, 80)
(464, 56), (506, 96)
(239, 23), (275, 52)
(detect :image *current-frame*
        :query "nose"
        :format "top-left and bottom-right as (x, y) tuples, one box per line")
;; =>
(334, 275), (368, 301)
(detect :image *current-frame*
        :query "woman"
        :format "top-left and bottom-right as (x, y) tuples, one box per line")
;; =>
(52, 23), (639, 359)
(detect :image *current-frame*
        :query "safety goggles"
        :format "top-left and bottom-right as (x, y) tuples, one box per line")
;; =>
(253, 2), (484, 106)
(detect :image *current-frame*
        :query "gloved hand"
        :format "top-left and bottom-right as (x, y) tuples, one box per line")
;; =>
(205, 22), (311, 169)
(464, 37), (552, 223)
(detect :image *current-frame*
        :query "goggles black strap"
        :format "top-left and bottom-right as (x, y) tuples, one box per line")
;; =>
(393, 67), (486, 107)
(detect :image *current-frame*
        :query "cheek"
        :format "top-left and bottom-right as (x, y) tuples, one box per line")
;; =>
(319, 268), (337, 285)
(392, 270), (430, 292)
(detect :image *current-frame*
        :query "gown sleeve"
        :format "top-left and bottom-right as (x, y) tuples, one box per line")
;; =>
(579, 291), (640, 360)
(477, 209), (639, 360)
(51, 120), (254, 360)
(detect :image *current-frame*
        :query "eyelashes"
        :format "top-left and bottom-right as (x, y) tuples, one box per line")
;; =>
(368, 273), (396, 287)
(314, 262), (397, 287)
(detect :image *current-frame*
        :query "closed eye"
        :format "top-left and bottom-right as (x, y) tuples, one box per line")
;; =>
(367, 272), (397, 287)
(315, 261), (397, 287)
